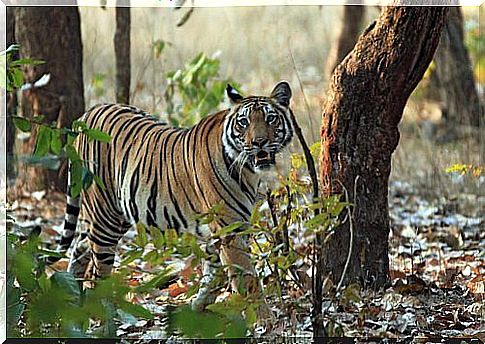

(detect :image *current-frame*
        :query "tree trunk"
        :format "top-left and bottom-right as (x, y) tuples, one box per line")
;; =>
(319, 7), (448, 290)
(433, 7), (482, 127)
(6, 7), (17, 182)
(324, 6), (365, 77)
(14, 7), (85, 192)
(114, 3), (131, 104)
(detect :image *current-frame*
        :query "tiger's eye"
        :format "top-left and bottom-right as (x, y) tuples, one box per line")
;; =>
(238, 118), (249, 127)
(266, 114), (277, 124)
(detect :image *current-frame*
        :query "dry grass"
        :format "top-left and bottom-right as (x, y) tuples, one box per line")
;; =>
(77, 6), (483, 204)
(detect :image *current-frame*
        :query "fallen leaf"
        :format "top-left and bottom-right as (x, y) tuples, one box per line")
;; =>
(467, 274), (484, 298)
(167, 280), (188, 297)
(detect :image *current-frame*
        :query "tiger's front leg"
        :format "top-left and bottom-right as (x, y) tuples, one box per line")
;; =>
(191, 241), (224, 311)
(219, 235), (273, 322)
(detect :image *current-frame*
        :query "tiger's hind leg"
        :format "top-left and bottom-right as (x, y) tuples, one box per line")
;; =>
(87, 221), (132, 279)
(67, 231), (93, 279)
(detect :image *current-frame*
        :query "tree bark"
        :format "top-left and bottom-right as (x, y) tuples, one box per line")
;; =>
(15, 7), (85, 192)
(6, 7), (17, 182)
(319, 7), (448, 289)
(324, 6), (365, 77)
(114, 3), (131, 104)
(433, 7), (483, 127)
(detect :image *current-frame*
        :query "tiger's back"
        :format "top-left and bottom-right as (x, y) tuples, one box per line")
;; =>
(78, 103), (257, 241)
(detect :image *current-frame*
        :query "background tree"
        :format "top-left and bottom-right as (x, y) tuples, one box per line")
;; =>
(324, 5), (365, 77)
(433, 7), (483, 128)
(319, 7), (448, 293)
(14, 6), (85, 192)
(115, 1), (131, 104)
(6, 6), (16, 182)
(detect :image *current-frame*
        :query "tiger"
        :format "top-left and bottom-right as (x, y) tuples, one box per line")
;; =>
(49, 81), (294, 314)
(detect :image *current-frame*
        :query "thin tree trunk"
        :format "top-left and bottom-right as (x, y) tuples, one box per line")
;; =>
(115, 3), (131, 104)
(325, 5), (365, 77)
(433, 7), (482, 127)
(15, 7), (85, 192)
(319, 7), (448, 293)
(6, 7), (17, 182)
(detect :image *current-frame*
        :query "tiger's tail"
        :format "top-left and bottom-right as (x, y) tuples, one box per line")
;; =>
(45, 163), (81, 264)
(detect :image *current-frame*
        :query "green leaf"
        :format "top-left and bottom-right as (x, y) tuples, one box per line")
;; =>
(6, 285), (24, 330)
(14, 250), (37, 291)
(304, 213), (330, 231)
(120, 249), (143, 266)
(134, 223), (148, 248)
(50, 129), (63, 155)
(72, 120), (88, 133)
(213, 221), (245, 238)
(137, 268), (173, 292)
(101, 299), (117, 337)
(31, 115), (45, 124)
(165, 228), (178, 248)
(33, 125), (52, 157)
(82, 167), (94, 190)
(10, 58), (44, 67)
(93, 174), (106, 190)
(148, 226), (165, 249)
(118, 301), (154, 320)
(51, 272), (81, 301)
(12, 117), (31, 132)
(143, 250), (159, 265)
(65, 143), (81, 162)
(245, 304), (257, 326)
(38, 273), (52, 292)
(169, 305), (224, 338)
(86, 128), (112, 143)
(70, 160), (83, 198)
(12, 68), (24, 88)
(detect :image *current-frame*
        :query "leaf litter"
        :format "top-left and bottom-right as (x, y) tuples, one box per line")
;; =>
(6, 179), (484, 340)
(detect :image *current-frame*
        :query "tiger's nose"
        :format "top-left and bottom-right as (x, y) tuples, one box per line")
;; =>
(252, 138), (269, 147)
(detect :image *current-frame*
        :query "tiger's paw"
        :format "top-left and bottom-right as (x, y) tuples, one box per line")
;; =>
(252, 303), (276, 334)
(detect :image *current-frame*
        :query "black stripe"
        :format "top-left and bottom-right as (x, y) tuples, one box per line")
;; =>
(195, 115), (250, 218)
(203, 121), (251, 218)
(64, 221), (77, 231)
(129, 168), (140, 223)
(222, 148), (254, 202)
(165, 131), (188, 229)
(94, 252), (115, 260)
(147, 170), (158, 226)
(164, 206), (173, 229)
(88, 225), (120, 246)
(147, 210), (157, 227)
(171, 216), (181, 232)
(66, 204), (80, 216)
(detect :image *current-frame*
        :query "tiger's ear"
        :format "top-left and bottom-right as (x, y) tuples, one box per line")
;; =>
(226, 84), (243, 104)
(270, 81), (292, 108)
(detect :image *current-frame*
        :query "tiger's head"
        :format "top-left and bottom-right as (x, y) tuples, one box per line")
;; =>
(223, 81), (294, 172)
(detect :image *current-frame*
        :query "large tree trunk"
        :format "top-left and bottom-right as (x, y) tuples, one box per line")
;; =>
(14, 7), (85, 192)
(433, 7), (483, 127)
(114, 3), (131, 104)
(6, 7), (17, 183)
(319, 7), (448, 291)
(324, 5), (365, 77)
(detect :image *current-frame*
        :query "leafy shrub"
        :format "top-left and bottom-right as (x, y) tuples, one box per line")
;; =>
(164, 52), (238, 127)
(1, 44), (44, 92)
(6, 229), (153, 338)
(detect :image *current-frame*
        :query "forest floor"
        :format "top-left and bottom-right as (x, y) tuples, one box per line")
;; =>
(7, 177), (484, 341)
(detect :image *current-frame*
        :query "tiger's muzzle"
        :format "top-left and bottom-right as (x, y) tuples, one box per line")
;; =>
(253, 149), (276, 169)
